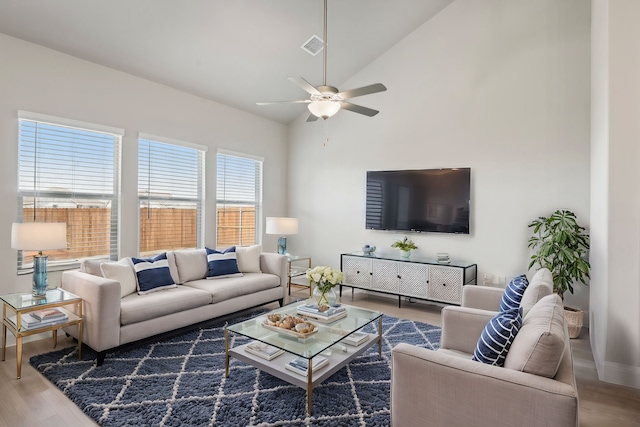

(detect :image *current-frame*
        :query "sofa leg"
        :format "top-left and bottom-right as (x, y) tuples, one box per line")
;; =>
(278, 298), (284, 307)
(96, 351), (106, 367)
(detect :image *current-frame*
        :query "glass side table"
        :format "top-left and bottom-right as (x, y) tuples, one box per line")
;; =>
(1, 288), (83, 379)
(287, 256), (312, 296)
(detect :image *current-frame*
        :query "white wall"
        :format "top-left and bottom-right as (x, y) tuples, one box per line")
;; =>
(0, 34), (288, 299)
(590, 0), (640, 389)
(288, 0), (591, 310)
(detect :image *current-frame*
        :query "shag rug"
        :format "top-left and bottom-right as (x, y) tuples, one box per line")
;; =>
(30, 310), (440, 427)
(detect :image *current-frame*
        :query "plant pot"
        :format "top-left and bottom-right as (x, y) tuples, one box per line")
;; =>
(564, 306), (583, 339)
(400, 250), (411, 259)
(313, 285), (337, 308)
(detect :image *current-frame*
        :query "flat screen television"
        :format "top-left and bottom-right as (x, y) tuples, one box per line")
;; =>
(366, 168), (471, 234)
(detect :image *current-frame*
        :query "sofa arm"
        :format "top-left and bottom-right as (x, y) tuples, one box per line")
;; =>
(259, 253), (288, 288)
(440, 306), (496, 354)
(391, 343), (578, 427)
(61, 271), (121, 352)
(462, 285), (504, 311)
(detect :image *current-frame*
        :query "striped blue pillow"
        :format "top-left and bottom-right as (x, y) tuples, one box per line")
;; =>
(206, 247), (243, 279)
(131, 252), (177, 294)
(472, 307), (522, 366)
(499, 275), (529, 312)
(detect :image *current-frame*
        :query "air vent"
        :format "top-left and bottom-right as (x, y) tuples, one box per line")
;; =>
(301, 35), (324, 56)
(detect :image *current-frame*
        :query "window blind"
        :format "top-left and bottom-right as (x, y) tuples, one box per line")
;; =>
(16, 114), (122, 271)
(216, 152), (263, 248)
(138, 137), (205, 256)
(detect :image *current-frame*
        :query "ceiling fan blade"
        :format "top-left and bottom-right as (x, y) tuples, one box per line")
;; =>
(340, 101), (379, 117)
(338, 83), (387, 100)
(306, 113), (319, 122)
(288, 77), (321, 96)
(256, 100), (310, 105)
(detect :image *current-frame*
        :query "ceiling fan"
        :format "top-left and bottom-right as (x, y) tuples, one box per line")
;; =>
(257, 0), (387, 121)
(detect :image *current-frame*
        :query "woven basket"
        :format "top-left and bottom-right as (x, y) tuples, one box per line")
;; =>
(564, 306), (584, 339)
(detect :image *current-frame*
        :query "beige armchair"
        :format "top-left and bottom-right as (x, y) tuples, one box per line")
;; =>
(391, 270), (579, 427)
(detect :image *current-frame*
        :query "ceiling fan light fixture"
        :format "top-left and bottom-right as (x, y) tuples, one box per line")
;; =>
(308, 100), (340, 119)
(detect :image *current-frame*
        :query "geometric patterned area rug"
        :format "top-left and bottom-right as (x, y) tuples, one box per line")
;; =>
(30, 310), (440, 427)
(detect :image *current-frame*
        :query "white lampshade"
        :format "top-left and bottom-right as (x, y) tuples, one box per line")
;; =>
(11, 222), (68, 251)
(308, 101), (341, 120)
(265, 217), (298, 235)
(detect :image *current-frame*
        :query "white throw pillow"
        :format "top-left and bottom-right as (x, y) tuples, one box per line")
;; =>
(173, 249), (208, 283)
(100, 258), (138, 298)
(236, 245), (262, 273)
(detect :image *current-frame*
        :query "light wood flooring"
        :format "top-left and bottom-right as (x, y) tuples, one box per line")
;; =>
(1, 287), (639, 426)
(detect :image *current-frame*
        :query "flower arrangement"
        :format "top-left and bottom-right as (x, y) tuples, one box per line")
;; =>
(306, 266), (344, 293)
(391, 236), (418, 251)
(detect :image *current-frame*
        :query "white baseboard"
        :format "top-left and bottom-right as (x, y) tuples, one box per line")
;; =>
(602, 360), (640, 389)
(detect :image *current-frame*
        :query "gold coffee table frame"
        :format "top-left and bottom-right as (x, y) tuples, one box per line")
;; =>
(1, 288), (83, 379)
(225, 301), (383, 415)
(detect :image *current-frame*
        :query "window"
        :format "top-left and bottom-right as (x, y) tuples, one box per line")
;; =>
(216, 151), (263, 248)
(138, 134), (206, 256)
(16, 111), (122, 271)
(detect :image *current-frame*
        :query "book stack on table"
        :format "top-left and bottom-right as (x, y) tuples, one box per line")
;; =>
(7, 308), (69, 331)
(244, 341), (285, 361)
(296, 304), (347, 323)
(285, 355), (328, 376)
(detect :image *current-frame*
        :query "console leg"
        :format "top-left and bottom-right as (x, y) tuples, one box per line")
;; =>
(339, 285), (343, 297)
(278, 298), (284, 307)
(96, 351), (106, 367)
(398, 295), (401, 308)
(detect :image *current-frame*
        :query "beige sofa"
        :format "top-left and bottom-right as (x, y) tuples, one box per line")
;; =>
(391, 269), (579, 427)
(61, 249), (287, 365)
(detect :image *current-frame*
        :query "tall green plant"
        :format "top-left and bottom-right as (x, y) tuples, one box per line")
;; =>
(528, 210), (591, 298)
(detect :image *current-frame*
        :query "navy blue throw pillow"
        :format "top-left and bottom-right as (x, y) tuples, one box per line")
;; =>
(206, 247), (243, 279)
(472, 307), (523, 366)
(131, 252), (177, 294)
(499, 274), (529, 312)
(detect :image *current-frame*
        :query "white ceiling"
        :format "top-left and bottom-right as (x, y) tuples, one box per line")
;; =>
(0, 0), (454, 124)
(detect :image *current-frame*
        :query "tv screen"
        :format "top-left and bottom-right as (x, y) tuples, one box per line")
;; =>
(366, 168), (471, 234)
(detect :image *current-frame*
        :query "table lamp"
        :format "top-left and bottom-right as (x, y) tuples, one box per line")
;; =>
(265, 217), (298, 255)
(11, 222), (68, 296)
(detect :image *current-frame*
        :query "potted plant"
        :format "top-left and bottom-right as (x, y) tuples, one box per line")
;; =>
(528, 209), (590, 338)
(391, 236), (418, 258)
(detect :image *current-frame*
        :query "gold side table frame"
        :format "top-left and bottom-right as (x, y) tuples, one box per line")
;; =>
(1, 288), (83, 379)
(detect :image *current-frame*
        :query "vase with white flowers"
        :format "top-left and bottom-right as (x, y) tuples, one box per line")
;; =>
(306, 266), (344, 308)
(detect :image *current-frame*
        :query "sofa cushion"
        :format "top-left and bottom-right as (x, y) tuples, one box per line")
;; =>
(236, 245), (262, 273)
(131, 252), (177, 294)
(80, 259), (104, 277)
(100, 258), (137, 298)
(499, 275), (529, 312)
(184, 272), (280, 304)
(120, 286), (212, 326)
(173, 249), (207, 284)
(206, 247), (243, 279)
(504, 294), (566, 378)
(472, 307), (522, 366)
(521, 268), (554, 318)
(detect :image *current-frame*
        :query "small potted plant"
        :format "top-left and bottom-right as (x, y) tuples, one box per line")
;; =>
(391, 236), (418, 258)
(528, 209), (590, 338)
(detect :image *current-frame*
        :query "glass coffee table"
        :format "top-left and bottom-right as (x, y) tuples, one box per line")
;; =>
(225, 301), (383, 415)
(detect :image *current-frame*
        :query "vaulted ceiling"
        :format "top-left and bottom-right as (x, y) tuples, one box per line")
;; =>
(0, 0), (454, 124)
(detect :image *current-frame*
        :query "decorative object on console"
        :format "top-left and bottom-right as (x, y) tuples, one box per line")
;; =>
(391, 236), (417, 258)
(11, 222), (67, 296)
(362, 244), (376, 255)
(266, 217), (298, 255)
(306, 265), (344, 308)
(436, 253), (450, 264)
(528, 209), (590, 338)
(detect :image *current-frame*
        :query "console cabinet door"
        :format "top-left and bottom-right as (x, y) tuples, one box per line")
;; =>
(428, 266), (463, 304)
(342, 256), (372, 288)
(371, 259), (400, 293)
(398, 262), (429, 298)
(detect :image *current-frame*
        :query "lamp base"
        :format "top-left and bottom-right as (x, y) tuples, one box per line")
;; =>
(277, 237), (287, 255)
(32, 255), (48, 296)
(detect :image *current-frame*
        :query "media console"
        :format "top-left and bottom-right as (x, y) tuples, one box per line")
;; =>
(340, 252), (477, 307)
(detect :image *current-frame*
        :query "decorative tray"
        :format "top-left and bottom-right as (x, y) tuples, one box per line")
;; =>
(261, 314), (318, 339)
